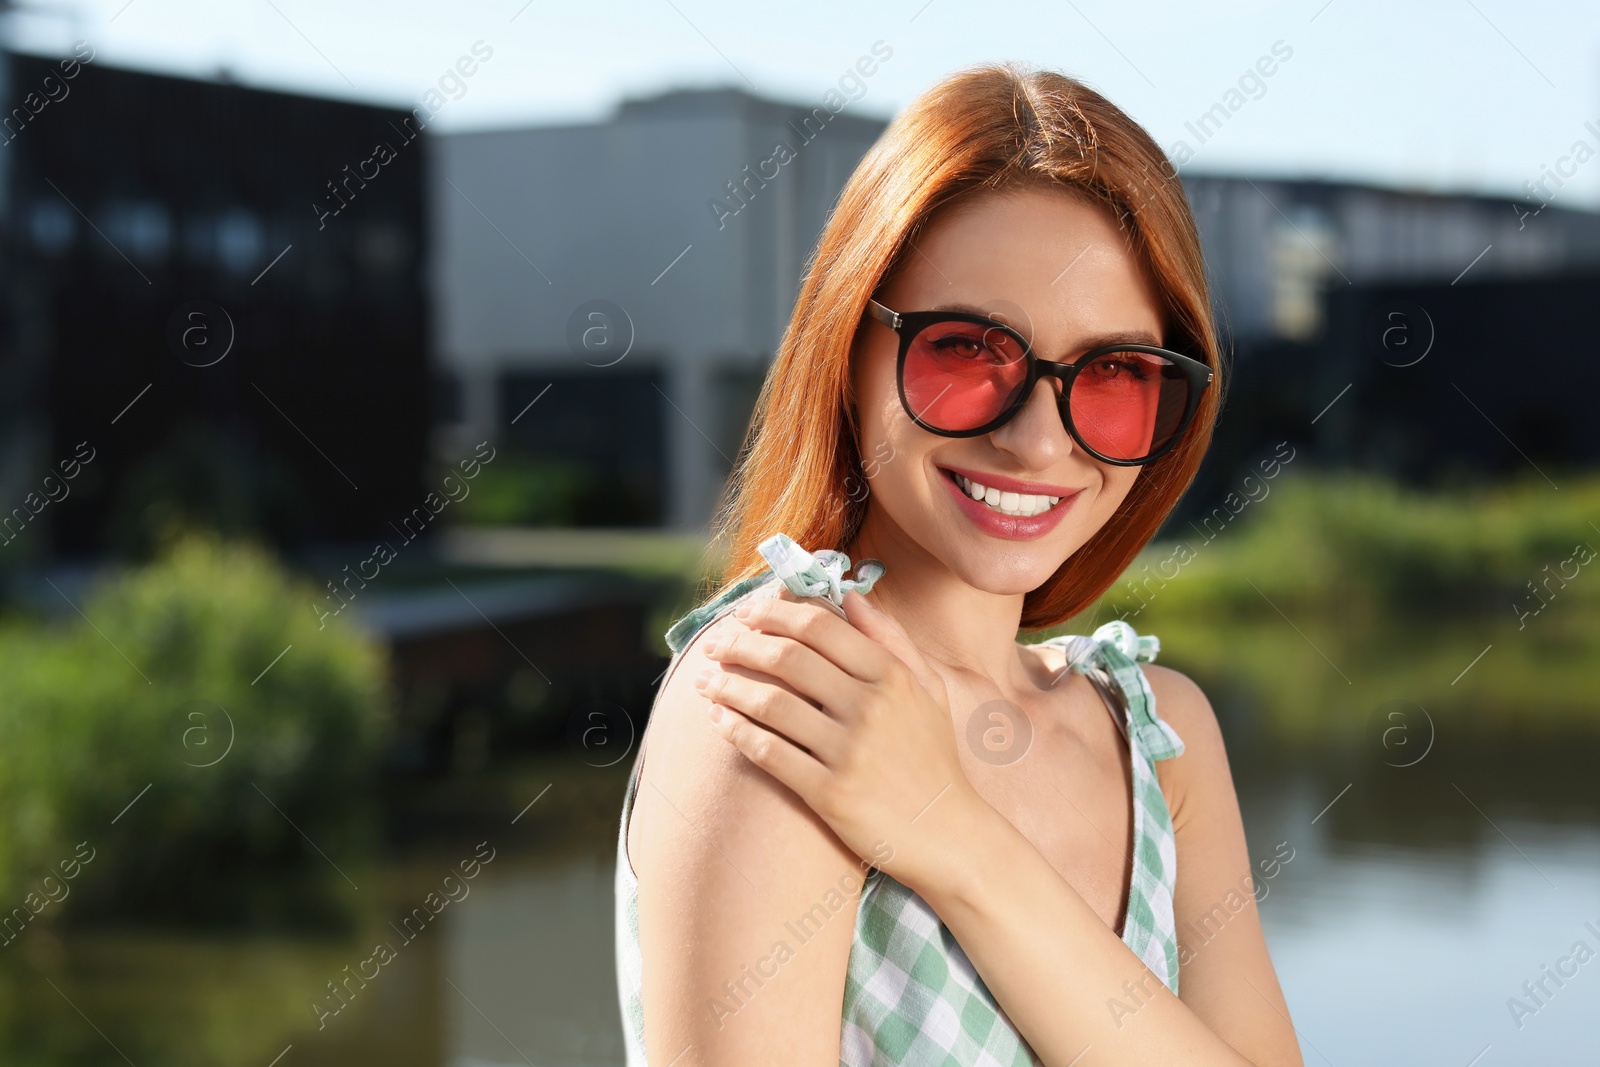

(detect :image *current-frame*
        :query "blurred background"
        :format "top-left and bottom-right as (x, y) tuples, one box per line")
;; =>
(0, 0), (1596, 1063)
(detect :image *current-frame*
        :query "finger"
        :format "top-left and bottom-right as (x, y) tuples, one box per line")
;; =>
(696, 667), (846, 764)
(732, 595), (895, 683)
(706, 702), (830, 806)
(704, 622), (864, 712)
(839, 590), (943, 694)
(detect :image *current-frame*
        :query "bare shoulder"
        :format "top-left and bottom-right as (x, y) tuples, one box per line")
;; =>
(1141, 662), (1236, 827)
(1021, 640), (1224, 756)
(1143, 663), (1224, 752)
(630, 609), (864, 1066)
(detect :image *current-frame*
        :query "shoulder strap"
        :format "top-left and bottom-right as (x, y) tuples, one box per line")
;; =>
(664, 571), (775, 655)
(1035, 620), (1185, 762)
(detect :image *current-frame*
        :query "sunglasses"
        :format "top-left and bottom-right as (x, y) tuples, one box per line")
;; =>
(865, 298), (1214, 466)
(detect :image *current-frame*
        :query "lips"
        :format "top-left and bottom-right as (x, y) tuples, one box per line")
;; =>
(938, 466), (1080, 541)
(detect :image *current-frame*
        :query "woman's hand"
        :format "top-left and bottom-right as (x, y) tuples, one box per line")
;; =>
(694, 589), (986, 895)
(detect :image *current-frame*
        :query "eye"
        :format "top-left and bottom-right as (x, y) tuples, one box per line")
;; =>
(930, 333), (1011, 365)
(929, 333), (985, 359)
(1086, 353), (1153, 380)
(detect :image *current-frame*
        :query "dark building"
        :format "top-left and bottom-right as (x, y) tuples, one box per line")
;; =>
(1164, 176), (1600, 515)
(1310, 272), (1600, 484)
(0, 46), (432, 560)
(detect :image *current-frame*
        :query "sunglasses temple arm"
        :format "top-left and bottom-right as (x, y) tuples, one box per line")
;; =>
(864, 299), (901, 330)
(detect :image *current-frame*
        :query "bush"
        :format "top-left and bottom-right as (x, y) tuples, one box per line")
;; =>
(1043, 471), (1600, 740)
(0, 532), (390, 932)
(1088, 470), (1600, 621)
(454, 453), (664, 526)
(455, 454), (593, 526)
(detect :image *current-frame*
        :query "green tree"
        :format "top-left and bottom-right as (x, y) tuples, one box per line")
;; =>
(0, 532), (391, 933)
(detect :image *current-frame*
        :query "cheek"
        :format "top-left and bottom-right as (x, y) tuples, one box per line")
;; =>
(854, 353), (934, 496)
(853, 346), (909, 456)
(1090, 467), (1141, 521)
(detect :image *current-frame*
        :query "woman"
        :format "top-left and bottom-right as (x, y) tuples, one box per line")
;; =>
(616, 62), (1303, 1066)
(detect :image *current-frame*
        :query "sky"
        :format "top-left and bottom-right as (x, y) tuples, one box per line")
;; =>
(10, 0), (1600, 209)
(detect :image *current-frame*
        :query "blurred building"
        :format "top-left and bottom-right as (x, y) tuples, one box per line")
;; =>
(1183, 176), (1600, 492)
(9, 56), (1589, 543)
(1185, 174), (1600, 347)
(1310, 271), (1600, 483)
(433, 87), (1600, 530)
(429, 87), (886, 530)
(0, 47), (432, 560)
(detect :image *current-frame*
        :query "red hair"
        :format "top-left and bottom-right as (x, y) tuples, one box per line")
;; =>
(705, 62), (1225, 632)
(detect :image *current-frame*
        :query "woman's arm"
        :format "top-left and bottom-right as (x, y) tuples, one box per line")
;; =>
(700, 593), (1304, 1067)
(903, 666), (1303, 1066)
(629, 613), (866, 1066)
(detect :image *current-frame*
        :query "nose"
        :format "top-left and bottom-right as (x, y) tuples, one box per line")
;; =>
(987, 376), (1073, 468)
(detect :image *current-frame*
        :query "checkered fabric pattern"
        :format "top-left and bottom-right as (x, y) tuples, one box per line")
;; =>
(839, 869), (1040, 1066)
(1034, 623), (1185, 993)
(616, 541), (1186, 1065)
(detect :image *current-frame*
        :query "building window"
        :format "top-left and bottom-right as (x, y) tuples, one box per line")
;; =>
(28, 199), (74, 254)
(216, 208), (264, 275)
(496, 369), (665, 526)
(356, 220), (410, 276)
(105, 200), (172, 264)
(1270, 207), (1340, 341)
(709, 361), (766, 477)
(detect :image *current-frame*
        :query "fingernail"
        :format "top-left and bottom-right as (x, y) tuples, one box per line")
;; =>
(694, 669), (713, 691)
(733, 603), (751, 619)
(702, 635), (722, 656)
(708, 703), (725, 724)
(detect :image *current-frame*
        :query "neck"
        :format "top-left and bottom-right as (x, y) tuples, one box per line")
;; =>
(846, 511), (1034, 688)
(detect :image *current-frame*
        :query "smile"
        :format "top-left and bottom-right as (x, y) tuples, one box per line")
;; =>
(949, 471), (1063, 517)
(937, 465), (1081, 542)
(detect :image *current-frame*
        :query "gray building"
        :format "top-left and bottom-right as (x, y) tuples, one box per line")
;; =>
(430, 87), (886, 530)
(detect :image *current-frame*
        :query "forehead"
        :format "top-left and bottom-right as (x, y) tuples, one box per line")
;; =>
(883, 185), (1164, 347)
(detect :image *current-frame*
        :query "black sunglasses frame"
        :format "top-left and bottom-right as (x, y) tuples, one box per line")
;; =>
(864, 298), (1214, 467)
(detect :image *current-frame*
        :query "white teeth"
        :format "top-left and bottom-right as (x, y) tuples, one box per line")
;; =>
(952, 473), (1063, 518)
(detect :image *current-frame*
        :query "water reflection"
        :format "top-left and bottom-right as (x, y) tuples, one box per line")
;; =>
(1261, 820), (1600, 1064)
(6, 734), (1597, 1064)
(1229, 728), (1600, 1066)
(446, 854), (623, 1066)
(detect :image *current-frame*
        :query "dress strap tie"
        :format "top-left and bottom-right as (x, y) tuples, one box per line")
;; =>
(755, 533), (885, 608)
(664, 534), (885, 654)
(1036, 620), (1185, 761)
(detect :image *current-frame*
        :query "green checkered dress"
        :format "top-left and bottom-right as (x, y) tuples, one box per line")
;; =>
(615, 537), (1186, 1066)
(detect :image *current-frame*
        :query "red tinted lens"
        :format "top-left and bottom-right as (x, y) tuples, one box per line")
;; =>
(1067, 349), (1192, 461)
(902, 320), (1028, 432)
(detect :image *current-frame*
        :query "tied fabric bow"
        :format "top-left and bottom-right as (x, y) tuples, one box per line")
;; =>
(664, 534), (885, 654)
(1035, 620), (1186, 762)
(754, 534), (885, 610)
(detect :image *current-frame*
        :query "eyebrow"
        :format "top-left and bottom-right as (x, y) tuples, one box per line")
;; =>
(925, 301), (1165, 352)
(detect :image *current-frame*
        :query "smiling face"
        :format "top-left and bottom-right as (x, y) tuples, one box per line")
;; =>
(849, 183), (1169, 596)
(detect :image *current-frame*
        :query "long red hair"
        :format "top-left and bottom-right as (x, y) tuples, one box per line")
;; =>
(704, 62), (1224, 632)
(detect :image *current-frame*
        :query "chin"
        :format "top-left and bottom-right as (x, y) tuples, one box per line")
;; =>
(943, 539), (1070, 597)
